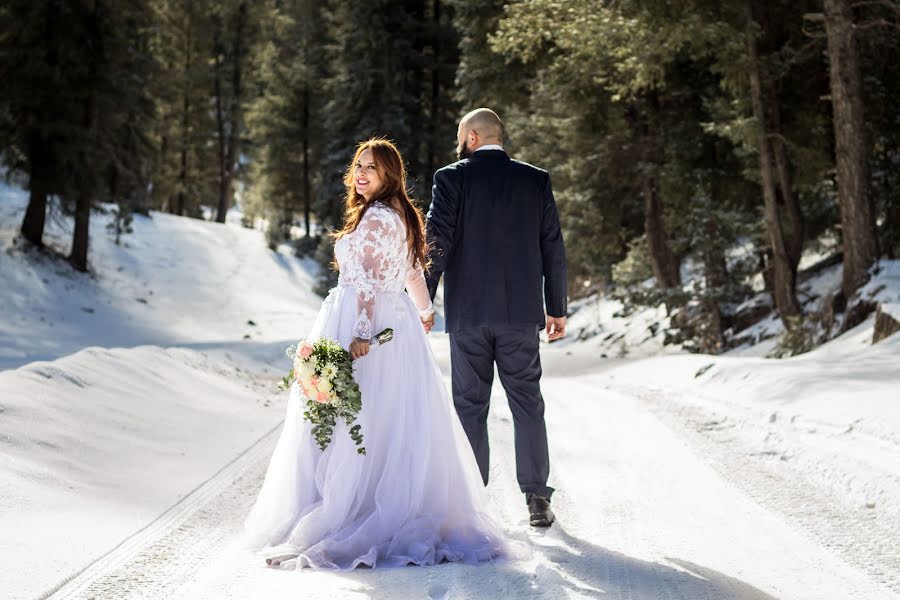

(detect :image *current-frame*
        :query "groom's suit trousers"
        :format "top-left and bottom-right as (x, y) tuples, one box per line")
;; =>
(449, 324), (553, 500)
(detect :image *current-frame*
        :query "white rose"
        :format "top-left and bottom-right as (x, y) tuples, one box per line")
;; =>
(296, 361), (315, 380)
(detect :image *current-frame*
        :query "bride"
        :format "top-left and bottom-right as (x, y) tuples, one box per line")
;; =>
(244, 138), (507, 570)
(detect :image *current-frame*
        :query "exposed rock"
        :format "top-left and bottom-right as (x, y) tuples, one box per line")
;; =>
(727, 303), (771, 335)
(873, 303), (900, 344)
(841, 299), (876, 333)
(694, 363), (715, 379)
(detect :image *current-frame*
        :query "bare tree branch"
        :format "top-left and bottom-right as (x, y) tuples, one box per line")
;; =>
(854, 18), (900, 29)
(802, 12), (828, 38)
(789, 39), (826, 63)
(851, 0), (900, 13)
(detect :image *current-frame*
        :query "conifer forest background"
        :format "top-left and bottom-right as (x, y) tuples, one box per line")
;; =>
(2, 0), (899, 355)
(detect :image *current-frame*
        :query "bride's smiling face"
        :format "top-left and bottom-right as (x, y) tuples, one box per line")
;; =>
(354, 149), (383, 200)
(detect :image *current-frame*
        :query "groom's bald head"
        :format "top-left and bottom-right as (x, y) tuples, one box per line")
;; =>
(457, 108), (504, 159)
(459, 108), (504, 143)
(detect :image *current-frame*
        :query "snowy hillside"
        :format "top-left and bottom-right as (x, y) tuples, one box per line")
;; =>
(0, 183), (321, 598)
(0, 183), (322, 371)
(2, 182), (899, 599)
(563, 249), (900, 361)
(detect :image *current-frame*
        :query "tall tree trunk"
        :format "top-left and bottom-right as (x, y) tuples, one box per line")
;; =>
(176, 122), (187, 218)
(302, 84), (311, 238)
(176, 14), (192, 217)
(70, 191), (91, 272)
(213, 28), (227, 223)
(426, 0), (442, 206)
(885, 197), (900, 259)
(823, 0), (879, 299)
(746, 16), (801, 322)
(21, 135), (50, 247)
(70, 0), (100, 272)
(21, 183), (48, 247)
(643, 174), (681, 289)
(699, 144), (729, 353)
(771, 102), (805, 269)
(638, 93), (681, 292)
(109, 165), (123, 245)
(701, 213), (728, 353)
(21, 0), (63, 247)
(216, 2), (247, 224)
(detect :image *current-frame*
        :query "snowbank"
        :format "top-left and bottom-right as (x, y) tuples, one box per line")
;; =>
(0, 182), (321, 598)
(596, 317), (900, 515)
(0, 345), (285, 599)
(557, 295), (677, 358)
(0, 182), (321, 371)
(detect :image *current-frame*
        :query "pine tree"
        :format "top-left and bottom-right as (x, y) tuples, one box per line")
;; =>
(857, 2), (900, 259)
(211, 0), (258, 224)
(1, 0), (158, 270)
(821, 0), (880, 300)
(66, 0), (159, 271)
(1, 1), (80, 248)
(420, 0), (461, 204)
(149, 0), (218, 217)
(744, 6), (802, 319)
(244, 0), (325, 245)
(489, 1), (739, 298)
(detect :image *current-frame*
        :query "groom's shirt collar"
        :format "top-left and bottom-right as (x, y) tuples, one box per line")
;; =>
(474, 144), (504, 152)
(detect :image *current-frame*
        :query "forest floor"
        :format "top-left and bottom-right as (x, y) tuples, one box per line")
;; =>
(1, 183), (898, 600)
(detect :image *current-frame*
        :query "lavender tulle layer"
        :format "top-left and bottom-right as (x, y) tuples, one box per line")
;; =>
(243, 285), (508, 570)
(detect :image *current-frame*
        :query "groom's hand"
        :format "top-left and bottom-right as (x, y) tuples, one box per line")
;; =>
(546, 315), (567, 342)
(421, 313), (435, 333)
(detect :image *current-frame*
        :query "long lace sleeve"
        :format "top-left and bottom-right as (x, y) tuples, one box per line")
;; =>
(405, 264), (435, 319)
(347, 207), (405, 340)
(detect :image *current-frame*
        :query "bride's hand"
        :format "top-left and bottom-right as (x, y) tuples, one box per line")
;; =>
(349, 338), (370, 359)
(421, 313), (435, 333)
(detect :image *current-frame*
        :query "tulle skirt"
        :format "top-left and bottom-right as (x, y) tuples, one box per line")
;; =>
(244, 285), (508, 570)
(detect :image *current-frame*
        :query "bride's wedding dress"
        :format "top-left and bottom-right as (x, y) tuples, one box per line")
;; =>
(244, 202), (507, 569)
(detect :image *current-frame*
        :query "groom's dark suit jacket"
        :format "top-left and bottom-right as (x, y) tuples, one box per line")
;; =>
(425, 149), (567, 333)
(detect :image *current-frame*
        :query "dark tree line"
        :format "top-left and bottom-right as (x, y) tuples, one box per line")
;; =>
(485, 0), (900, 351)
(2, 0), (898, 353)
(1, 0), (158, 271)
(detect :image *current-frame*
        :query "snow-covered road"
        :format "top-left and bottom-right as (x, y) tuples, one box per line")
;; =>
(39, 343), (899, 600)
(3, 184), (897, 600)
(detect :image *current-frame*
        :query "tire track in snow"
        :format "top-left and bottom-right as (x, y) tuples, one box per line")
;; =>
(35, 421), (282, 600)
(615, 379), (900, 595)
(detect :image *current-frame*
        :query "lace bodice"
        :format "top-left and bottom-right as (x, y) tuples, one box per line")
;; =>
(334, 202), (434, 339)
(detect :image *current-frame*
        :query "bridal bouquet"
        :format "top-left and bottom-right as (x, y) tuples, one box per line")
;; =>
(281, 328), (394, 455)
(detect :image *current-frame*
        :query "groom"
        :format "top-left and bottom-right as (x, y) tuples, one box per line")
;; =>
(423, 108), (567, 527)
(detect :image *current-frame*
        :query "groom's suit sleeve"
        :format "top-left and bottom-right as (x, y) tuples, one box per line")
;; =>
(540, 172), (568, 318)
(425, 167), (461, 301)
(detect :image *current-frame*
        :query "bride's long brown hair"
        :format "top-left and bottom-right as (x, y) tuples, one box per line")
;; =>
(333, 138), (428, 270)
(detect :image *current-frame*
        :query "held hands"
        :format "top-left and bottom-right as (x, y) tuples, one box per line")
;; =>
(349, 338), (370, 359)
(421, 312), (435, 334)
(546, 315), (567, 342)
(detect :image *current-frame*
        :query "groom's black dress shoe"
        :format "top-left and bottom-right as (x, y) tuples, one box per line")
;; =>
(527, 495), (555, 528)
